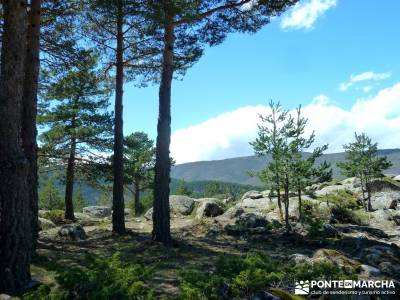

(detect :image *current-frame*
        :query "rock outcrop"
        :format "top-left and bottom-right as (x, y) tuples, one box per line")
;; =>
(82, 206), (112, 218)
(241, 190), (263, 200)
(196, 200), (224, 219)
(38, 217), (56, 231)
(170, 195), (195, 215)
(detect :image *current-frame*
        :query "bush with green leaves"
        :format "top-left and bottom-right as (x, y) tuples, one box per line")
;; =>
(301, 200), (327, 237)
(25, 253), (155, 300)
(178, 253), (356, 299)
(43, 210), (66, 225)
(39, 179), (64, 210)
(323, 190), (368, 225)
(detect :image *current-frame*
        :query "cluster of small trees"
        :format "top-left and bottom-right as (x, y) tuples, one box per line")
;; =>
(252, 102), (392, 231)
(0, 0), (299, 292)
(251, 101), (331, 230)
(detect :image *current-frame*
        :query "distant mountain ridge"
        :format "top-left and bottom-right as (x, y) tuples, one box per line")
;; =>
(171, 149), (400, 186)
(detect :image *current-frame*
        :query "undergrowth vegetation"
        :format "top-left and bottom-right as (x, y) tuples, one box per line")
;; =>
(25, 253), (156, 300)
(42, 210), (66, 226)
(25, 251), (357, 300)
(178, 253), (356, 299)
(319, 190), (368, 225)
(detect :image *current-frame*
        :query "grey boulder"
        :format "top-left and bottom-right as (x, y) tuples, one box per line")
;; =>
(38, 217), (56, 231)
(58, 223), (86, 241)
(82, 206), (112, 218)
(241, 190), (263, 200)
(170, 195), (195, 215)
(196, 201), (224, 219)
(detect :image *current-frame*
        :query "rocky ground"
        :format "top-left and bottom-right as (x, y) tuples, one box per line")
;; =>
(23, 177), (400, 299)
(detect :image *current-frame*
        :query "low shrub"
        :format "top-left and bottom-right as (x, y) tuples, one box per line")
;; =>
(301, 200), (326, 237)
(25, 253), (155, 300)
(321, 190), (367, 225)
(178, 253), (356, 299)
(43, 210), (66, 225)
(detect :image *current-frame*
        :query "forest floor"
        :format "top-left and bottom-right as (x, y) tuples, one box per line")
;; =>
(32, 215), (400, 299)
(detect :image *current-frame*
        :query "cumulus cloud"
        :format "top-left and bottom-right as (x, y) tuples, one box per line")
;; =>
(171, 83), (400, 164)
(280, 0), (337, 30)
(339, 71), (391, 91)
(312, 94), (330, 105)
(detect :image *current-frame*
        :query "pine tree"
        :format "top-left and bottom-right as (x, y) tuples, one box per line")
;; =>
(338, 133), (392, 211)
(39, 179), (64, 210)
(149, 0), (299, 245)
(22, 0), (42, 254)
(251, 101), (289, 222)
(0, 0), (33, 292)
(83, 0), (161, 233)
(124, 132), (155, 215)
(289, 106), (329, 221)
(175, 179), (192, 196)
(253, 102), (331, 229)
(38, 49), (113, 221)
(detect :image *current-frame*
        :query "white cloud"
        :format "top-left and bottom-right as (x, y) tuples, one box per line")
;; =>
(312, 94), (330, 105)
(171, 83), (400, 164)
(339, 71), (391, 91)
(362, 86), (373, 93)
(280, 0), (337, 30)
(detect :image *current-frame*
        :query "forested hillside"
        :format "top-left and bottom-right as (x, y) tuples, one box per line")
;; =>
(172, 149), (400, 186)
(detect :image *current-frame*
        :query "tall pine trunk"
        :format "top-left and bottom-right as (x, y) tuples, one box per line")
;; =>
(22, 0), (41, 249)
(0, 0), (32, 292)
(153, 21), (174, 245)
(134, 179), (140, 216)
(112, 0), (125, 233)
(64, 136), (76, 221)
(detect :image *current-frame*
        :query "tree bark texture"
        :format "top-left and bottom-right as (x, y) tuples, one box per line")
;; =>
(152, 20), (175, 245)
(112, 0), (126, 233)
(22, 0), (41, 248)
(0, 0), (33, 292)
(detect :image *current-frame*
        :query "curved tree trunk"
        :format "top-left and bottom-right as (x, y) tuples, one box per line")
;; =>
(0, 0), (32, 292)
(22, 0), (41, 250)
(153, 21), (174, 245)
(64, 136), (76, 221)
(112, 0), (126, 233)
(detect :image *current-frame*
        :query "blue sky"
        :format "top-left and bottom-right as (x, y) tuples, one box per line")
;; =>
(121, 0), (400, 163)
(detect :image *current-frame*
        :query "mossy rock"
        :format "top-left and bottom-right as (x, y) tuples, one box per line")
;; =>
(312, 249), (361, 273)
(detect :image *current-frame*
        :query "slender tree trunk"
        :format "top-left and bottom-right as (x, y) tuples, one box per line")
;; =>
(284, 175), (290, 232)
(366, 180), (372, 212)
(112, 0), (125, 233)
(360, 177), (367, 212)
(134, 179), (140, 216)
(0, 0), (32, 292)
(153, 20), (175, 245)
(276, 187), (283, 221)
(22, 0), (41, 250)
(64, 136), (76, 221)
(298, 187), (302, 222)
